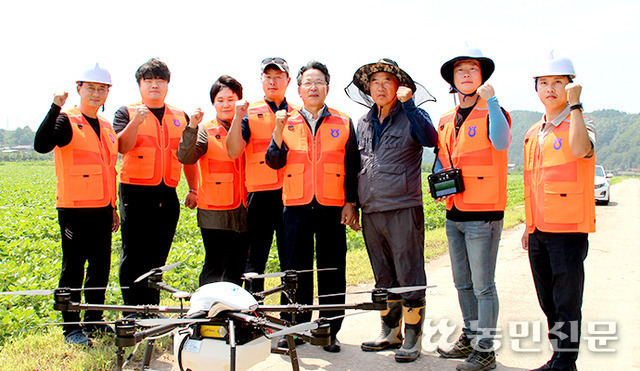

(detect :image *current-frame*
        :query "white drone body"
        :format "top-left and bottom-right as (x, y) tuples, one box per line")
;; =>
(173, 282), (271, 371)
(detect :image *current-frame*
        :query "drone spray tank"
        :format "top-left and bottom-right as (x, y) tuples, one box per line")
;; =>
(173, 282), (271, 371)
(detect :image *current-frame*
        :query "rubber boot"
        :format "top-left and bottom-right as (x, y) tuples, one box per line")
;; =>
(361, 299), (403, 351)
(395, 305), (425, 362)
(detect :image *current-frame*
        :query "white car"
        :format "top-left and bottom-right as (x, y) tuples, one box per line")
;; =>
(594, 165), (610, 205)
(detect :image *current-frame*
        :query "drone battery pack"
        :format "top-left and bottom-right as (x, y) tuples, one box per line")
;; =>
(428, 168), (465, 199)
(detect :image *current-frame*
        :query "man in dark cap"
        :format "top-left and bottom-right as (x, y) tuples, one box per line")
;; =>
(434, 47), (511, 371)
(346, 58), (437, 363)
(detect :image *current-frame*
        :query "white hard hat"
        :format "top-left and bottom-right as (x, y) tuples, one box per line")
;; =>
(532, 51), (575, 79)
(76, 63), (112, 86)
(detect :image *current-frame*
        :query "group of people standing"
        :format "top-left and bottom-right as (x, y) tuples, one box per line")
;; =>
(34, 48), (595, 371)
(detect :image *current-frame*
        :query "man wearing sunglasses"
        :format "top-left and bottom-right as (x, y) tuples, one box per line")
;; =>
(227, 57), (297, 294)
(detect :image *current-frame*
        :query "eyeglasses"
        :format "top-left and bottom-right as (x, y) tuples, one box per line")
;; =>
(300, 81), (327, 88)
(261, 57), (286, 65)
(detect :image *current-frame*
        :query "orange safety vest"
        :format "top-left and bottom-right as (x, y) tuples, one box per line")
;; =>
(523, 117), (596, 233)
(54, 107), (118, 208)
(437, 99), (510, 212)
(245, 99), (298, 192)
(197, 120), (246, 210)
(120, 103), (185, 187)
(281, 108), (350, 207)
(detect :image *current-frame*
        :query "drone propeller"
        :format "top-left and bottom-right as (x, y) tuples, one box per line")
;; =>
(135, 317), (211, 327)
(134, 262), (182, 283)
(243, 268), (337, 280)
(0, 286), (127, 296)
(269, 321), (319, 338)
(269, 311), (365, 338)
(316, 285), (437, 298)
(40, 320), (117, 326)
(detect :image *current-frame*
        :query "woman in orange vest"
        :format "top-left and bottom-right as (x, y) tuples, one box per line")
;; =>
(522, 53), (596, 371)
(33, 64), (119, 346)
(177, 75), (248, 286)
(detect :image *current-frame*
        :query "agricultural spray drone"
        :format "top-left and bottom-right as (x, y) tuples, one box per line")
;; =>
(1, 263), (431, 371)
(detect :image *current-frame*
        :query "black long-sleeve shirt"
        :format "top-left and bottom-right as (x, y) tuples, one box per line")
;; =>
(265, 105), (360, 205)
(34, 103), (101, 153)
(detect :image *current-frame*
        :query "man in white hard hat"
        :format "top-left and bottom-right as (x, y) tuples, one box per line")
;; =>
(34, 63), (119, 346)
(521, 53), (596, 371)
(434, 47), (511, 371)
(114, 58), (198, 308)
(346, 58), (437, 363)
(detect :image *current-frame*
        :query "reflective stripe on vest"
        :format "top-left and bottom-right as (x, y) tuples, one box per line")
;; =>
(120, 103), (185, 187)
(281, 108), (350, 207)
(245, 100), (298, 192)
(437, 99), (509, 211)
(54, 107), (118, 208)
(197, 120), (246, 210)
(523, 118), (596, 233)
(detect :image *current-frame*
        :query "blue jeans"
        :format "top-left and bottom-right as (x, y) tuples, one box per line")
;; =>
(445, 219), (502, 349)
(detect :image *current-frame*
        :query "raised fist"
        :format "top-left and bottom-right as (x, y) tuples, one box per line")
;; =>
(131, 106), (149, 126)
(477, 83), (495, 101)
(235, 100), (249, 117)
(565, 83), (582, 105)
(397, 86), (413, 102)
(275, 109), (289, 128)
(53, 91), (69, 107)
(190, 108), (204, 128)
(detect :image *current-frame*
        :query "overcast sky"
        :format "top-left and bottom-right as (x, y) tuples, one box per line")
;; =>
(1, 0), (637, 131)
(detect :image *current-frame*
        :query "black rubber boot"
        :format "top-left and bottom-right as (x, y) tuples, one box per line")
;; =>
(394, 304), (425, 362)
(361, 299), (403, 351)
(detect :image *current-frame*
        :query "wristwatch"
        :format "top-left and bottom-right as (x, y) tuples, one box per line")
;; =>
(570, 103), (583, 111)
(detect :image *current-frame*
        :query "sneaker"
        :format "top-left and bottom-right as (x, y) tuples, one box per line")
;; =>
(83, 323), (115, 338)
(65, 328), (93, 347)
(456, 349), (496, 371)
(437, 333), (473, 359)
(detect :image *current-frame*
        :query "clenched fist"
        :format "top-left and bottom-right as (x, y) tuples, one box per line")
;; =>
(235, 100), (249, 118)
(477, 83), (495, 101)
(397, 86), (413, 102)
(565, 83), (582, 106)
(131, 106), (150, 126)
(275, 109), (289, 129)
(190, 108), (204, 128)
(53, 91), (69, 108)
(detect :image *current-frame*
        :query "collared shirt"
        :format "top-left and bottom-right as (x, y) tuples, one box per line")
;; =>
(299, 105), (328, 135)
(538, 104), (597, 148)
(265, 106), (359, 204)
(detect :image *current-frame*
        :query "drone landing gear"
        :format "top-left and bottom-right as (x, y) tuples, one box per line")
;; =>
(270, 335), (301, 371)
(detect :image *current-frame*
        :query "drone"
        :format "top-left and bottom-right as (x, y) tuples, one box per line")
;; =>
(1, 263), (433, 371)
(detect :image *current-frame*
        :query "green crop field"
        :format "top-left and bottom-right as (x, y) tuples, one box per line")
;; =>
(0, 160), (525, 368)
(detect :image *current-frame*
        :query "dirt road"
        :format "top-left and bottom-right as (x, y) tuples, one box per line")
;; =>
(137, 179), (640, 371)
